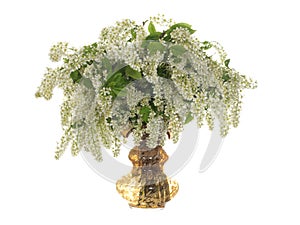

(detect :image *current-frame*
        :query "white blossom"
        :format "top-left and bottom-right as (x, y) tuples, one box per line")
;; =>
(36, 15), (257, 161)
(49, 42), (68, 62)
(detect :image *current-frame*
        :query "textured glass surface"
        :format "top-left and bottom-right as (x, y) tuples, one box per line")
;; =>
(116, 145), (179, 208)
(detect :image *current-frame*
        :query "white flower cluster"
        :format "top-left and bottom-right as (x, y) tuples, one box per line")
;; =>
(49, 42), (68, 62)
(146, 114), (166, 148)
(36, 15), (257, 161)
(170, 27), (192, 44)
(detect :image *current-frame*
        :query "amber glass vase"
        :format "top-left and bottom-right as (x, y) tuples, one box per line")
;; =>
(116, 142), (179, 208)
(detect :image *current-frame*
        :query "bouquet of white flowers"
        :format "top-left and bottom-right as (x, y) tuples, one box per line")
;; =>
(36, 15), (257, 162)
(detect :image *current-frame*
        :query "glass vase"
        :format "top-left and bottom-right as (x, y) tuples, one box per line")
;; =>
(116, 143), (179, 208)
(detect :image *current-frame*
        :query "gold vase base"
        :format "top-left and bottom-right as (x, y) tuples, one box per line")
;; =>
(116, 174), (179, 208)
(116, 145), (179, 208)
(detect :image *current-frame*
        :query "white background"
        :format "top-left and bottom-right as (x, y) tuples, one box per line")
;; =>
(1, 0), (300, 224)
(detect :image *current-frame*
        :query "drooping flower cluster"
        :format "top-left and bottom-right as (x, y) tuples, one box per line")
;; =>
(48, 42), (69, 62)
(36, 15), (257, 161)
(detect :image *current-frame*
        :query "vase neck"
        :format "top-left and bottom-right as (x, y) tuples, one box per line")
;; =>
(129, 145), (168, 167)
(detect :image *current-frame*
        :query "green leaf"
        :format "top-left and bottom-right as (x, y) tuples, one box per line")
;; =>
(147, 42), (166, 55)
(70, 70), (82, 83)
(201, 41), (212, 50)
(145, 32), (162, 41)
(163, 23), (196, 42)
(112, 86), (127, 97)
(125, 66), (142, 79)
(170, 45), (187, 56)
(102, 57), (112, 74)
(148, 21), (156, 34)
(141, 40), (149, 49)
(173, 22), (192, 29)
(130, 28), (137, 40)
(117, 88), (127, 97)
(82, 42), (98, 56)
(140, 106), (151, 123)
(224, 59), (230, 68)
(105, 71), (130, 99)
(184, 112), (194, 124)
(81, 77), (93, 89)
(157, 63), (172, 79)
(222, 73), (230, 82)
(106, 72), (121, 86)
